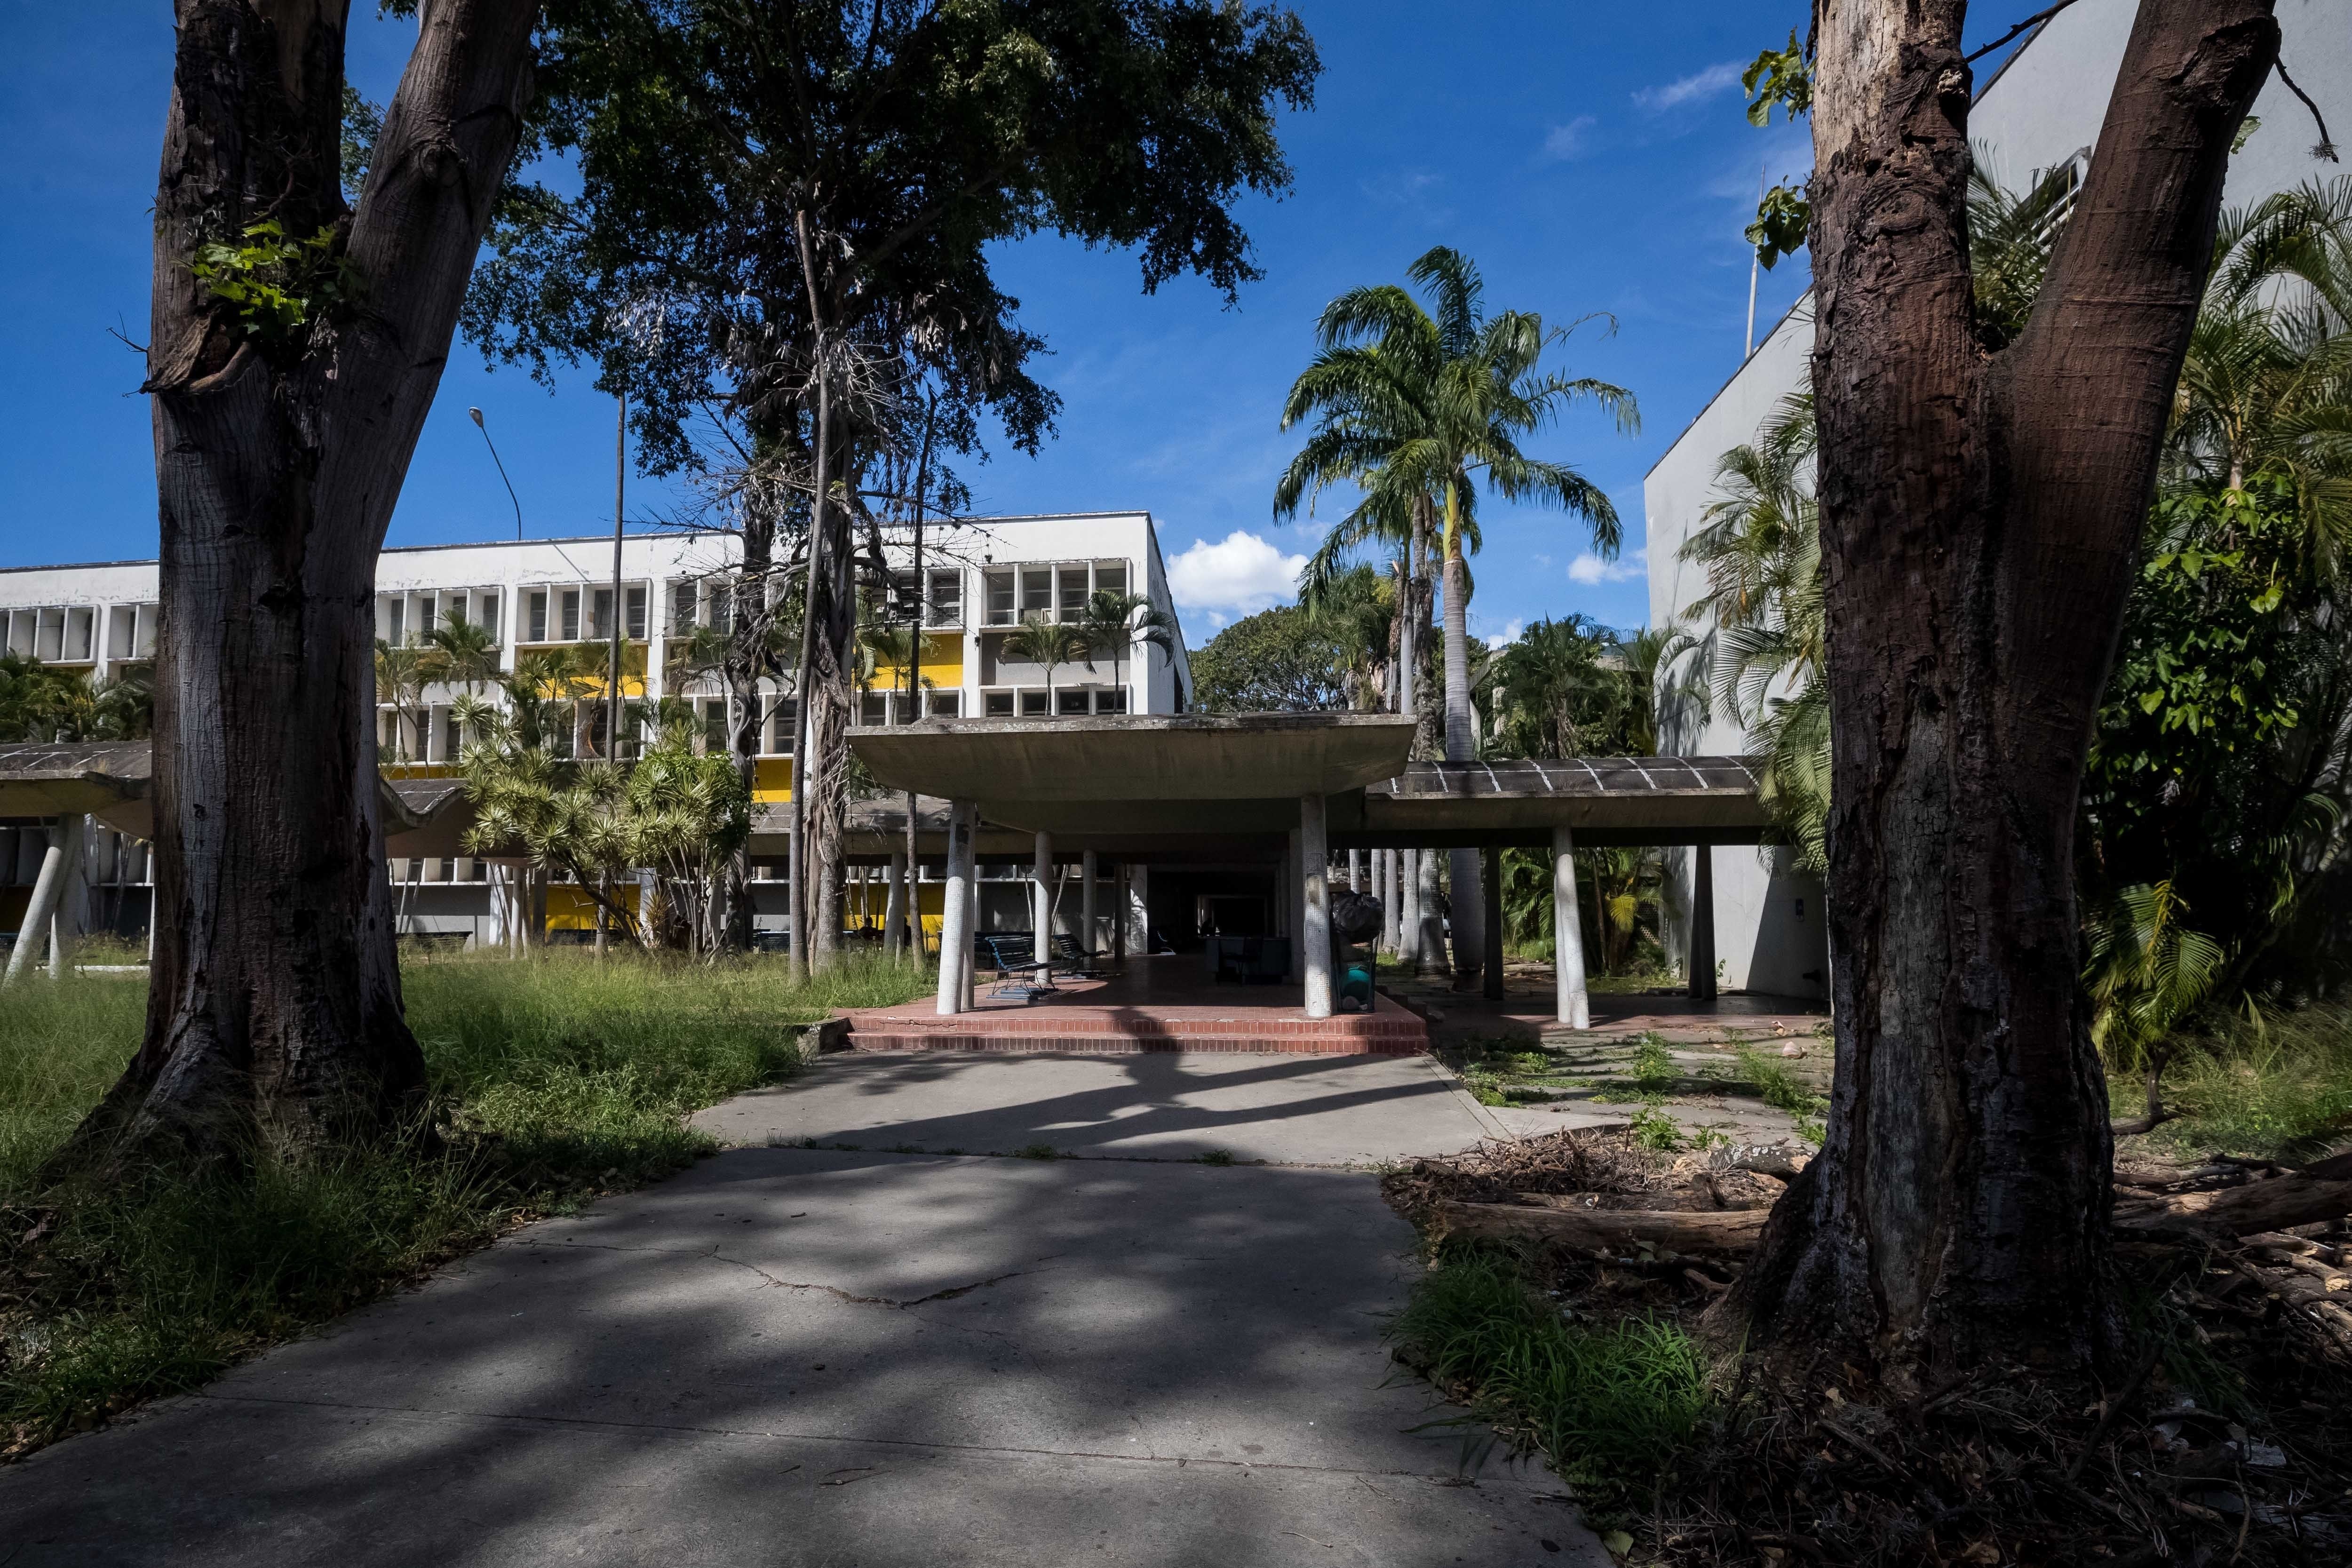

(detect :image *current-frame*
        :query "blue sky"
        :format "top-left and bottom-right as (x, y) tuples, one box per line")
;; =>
(0, 3), (1835, 650)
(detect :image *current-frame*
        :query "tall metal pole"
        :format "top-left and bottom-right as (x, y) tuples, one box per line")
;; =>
(609, 393), (627, 758)
(469, 408), (524, 541)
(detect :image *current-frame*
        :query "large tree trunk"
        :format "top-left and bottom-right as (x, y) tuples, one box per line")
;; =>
(1731, 0), (2277, 1393)
(69, 0), (537, 1162)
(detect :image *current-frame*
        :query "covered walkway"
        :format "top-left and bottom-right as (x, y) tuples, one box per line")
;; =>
(848, 714), (1775, 1035)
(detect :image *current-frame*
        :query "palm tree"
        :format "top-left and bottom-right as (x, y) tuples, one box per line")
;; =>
(1076, 588), (1175, 709)
(424, 610), (503, 691)
(1678, 391), (1830, 872)
(1276, 247), (1637, 980)
(1000, 613), (1093, 716)
(373, 639), (432, 763)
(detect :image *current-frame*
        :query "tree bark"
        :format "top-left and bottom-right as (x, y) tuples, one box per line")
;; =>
(69, 0), (538, 1162)
(1732, 0), (2278, 1393)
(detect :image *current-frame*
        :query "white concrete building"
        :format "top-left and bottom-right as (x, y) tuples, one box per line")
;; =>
(0, 511), (1194, 945)
(1643, 0), (2351, 998)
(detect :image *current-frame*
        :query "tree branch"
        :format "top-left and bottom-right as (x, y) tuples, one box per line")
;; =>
(1964, 0), (2085, 65)
(2273, 57), (2340, 161)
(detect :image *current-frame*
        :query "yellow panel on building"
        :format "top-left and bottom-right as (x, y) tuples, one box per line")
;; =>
(753, 757), (795, 803)
(546, 880), (640, 931)
(869, 631), (964, 692)
(842, 876), (952, 938)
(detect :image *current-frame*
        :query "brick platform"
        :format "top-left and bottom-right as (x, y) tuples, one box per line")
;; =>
(838, 957), (1428, 1055)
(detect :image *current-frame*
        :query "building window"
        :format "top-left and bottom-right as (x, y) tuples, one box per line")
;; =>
(672, 582), (698, 635)
(1057, 566), (1089, 622)
(768, 695), (798, 755)
(1020, 690), (1049, 718)
(1096, 561), (1128, 599)
(984, 568), (1016, 626)
(527, 590), (549, 643)
(473, 590), (501, 644)
(560, 589), (582, 641)
(1096, 687), (1128, 714)
(702, 698), (727, 754)
(1019, 566), (1053, 618)
(706, 580), (734, 634)
(591, 588), (613, 640)
(926, 568), (962, 627)
(1057, 688), (1092, 716)
(382, 597), (406, 647)
(445, 710), (465, 760)
(929, 691), (962, 719)
(860, 693), (888, 727)
(985, 691), (1015, 718)
(625, 585), (647, 640)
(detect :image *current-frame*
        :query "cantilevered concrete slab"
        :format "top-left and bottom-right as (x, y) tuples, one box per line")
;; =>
(849, 712), (1416, 818)
(0, 741), (150, 824)
(0, 741), (448, 846)
(1348, 756), (1773, 848)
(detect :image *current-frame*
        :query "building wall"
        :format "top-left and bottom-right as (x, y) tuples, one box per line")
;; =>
(1642, 0), (2351, 997)
(0, 511), (1194, 939)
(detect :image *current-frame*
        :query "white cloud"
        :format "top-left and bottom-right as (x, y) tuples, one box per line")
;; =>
(1634, 60), (1745, 113)
(1484, 618), (1526, 651)
(1567, 545), (1647, 585)
(1542, 115), (1597, 161)
(1166, 530), (1309, 618)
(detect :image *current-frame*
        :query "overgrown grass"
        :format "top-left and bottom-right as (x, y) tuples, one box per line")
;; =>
(0, 951), (929, 1455)
(1737, 1045), (1830, 1147)
(2125, 1004), (2352, 1162)
(1390, 1245), (1713, 1515)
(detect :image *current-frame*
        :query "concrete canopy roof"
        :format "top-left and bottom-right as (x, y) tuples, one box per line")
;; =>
(0, 743), (459, 847)
(848, 713), (1418, 817)
(1353, 757), (1775, 848)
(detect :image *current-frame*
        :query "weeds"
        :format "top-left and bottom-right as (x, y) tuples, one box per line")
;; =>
(0, 951), (929, 1456)
(1192, 1149), (1236, 1166)
(1012, 1143), (1061, 1161)
(1629, 1099), (1687, 1152)
(2130, 1007), (2352, 1160)
(1630, 1033), (1677, 1094)
(1389, 1245), (1712, 1516)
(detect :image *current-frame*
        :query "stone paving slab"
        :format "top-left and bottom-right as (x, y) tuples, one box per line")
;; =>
(0, 1148), (1606, 1568)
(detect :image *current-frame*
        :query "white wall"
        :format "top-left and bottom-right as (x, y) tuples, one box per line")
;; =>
(1641, 0), (2351, 997)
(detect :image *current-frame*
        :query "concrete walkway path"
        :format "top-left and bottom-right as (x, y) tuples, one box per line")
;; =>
(0, 1058), (1606, 1567)
(692, 1049), (1511, 1165)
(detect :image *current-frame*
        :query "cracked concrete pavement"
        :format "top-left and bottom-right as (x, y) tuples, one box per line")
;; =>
(0, 1061), (1607, 1567)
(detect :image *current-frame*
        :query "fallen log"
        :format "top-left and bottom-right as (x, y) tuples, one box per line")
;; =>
(2113, 1177), (2352, 1237)
(1434, 1199), (1766, 1252)
(1434, 1175), (2352, 1256)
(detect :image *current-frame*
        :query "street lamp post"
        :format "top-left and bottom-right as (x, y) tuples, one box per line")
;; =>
(469, 407), (524, 541)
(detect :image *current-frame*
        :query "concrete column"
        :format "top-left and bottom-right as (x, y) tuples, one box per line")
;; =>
(884, 851), (906, 958)
(49, 814), (88, 979)
(1300, 794), (1332, 1019)
(1481, 844), (1504, 1002)
(1380, 849), (1400, 954)
(1284, 827), (1302, 981)
(4, 819), (73, 985)
(936, 802), (976, 1015)
(1689, 843), (1719, 1002)
(1552, 827), (1590, 1029)
(1347, 849), (1362, 894)
(1124, 863), (1150, 955)
(1399, 848), (1421, 965)
(1032, 830), (1054, 966)
(1081, 848), (1099, 956)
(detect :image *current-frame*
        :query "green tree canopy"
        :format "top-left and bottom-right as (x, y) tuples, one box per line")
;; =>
(1189, 607), (1351, 715)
